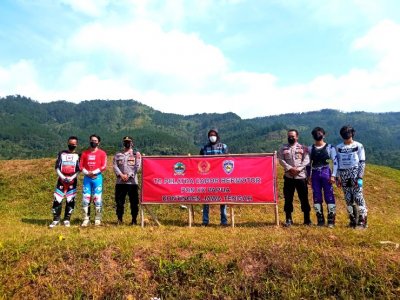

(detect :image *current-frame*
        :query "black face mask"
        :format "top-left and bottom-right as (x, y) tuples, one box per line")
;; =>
(123, 141), (131, 148)
(90, 142), (98, 148)
(341, 132), (352, 140)
(68, 144), (77, 151)
(288, 137), (296, 145)
(313, 133), (324, 141)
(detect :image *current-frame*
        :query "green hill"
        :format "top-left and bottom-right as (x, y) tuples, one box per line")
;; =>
(1, 95), (400, 169)
(0, 158), (399, 298)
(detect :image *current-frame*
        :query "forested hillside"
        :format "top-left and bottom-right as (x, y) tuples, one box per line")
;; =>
(1, 95), (399, 169)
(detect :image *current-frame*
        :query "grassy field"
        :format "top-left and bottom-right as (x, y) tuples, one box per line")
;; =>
(0, 158), (400, 299)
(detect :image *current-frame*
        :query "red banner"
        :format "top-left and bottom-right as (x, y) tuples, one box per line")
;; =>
(141, 154), (278, 204)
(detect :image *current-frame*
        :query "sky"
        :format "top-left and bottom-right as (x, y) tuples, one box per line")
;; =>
(1, 0), (400, 119)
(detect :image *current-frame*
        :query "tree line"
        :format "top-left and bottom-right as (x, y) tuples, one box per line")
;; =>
(1, 95), (399, 169)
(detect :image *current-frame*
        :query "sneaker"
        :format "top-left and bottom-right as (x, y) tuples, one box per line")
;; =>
(327, 223), (335, 229)
(131, 219), (137, 226)
(81, 219), (90, 227)
(63, 220), (71, 227)
(49, 220), (60, 228)
(94, 219), (101, 226)
(284, 219), (293, 227)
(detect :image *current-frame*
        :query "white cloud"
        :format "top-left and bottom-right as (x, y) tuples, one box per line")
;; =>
(0, 60), (42, 98)
(1, 3), (400, 118)
(67, 19), (228, 90)
(353, 19), (400, 78)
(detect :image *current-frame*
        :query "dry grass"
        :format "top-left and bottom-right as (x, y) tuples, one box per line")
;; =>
(0, 158), (400, 299)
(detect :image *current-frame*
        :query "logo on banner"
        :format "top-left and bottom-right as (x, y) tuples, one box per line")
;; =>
(173, 162), (186, 175)
(223, 160), (234, 175)
(198, 161), (210, 175)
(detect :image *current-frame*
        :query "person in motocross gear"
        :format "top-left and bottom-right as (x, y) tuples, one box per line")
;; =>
(49, 136), (80, 228)
(307, 127), (338, 228)
(79, 134), (107, 226)
(336, 125), (368, 229)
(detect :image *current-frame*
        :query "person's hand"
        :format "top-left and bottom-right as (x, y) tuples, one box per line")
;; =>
(120, 174), (129, 182)
(288, 168), (300, 176)
(329, 176), (336, 184)
(336, 177), (342, 188)
(88, 172), (97, 179)
(63, 177), (71, 184)
(307, 177), (311, 185)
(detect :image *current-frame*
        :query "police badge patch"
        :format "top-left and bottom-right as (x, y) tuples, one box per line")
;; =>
(223, 160), (234, 175)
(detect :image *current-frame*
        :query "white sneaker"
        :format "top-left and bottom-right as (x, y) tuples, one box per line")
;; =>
(81, 219), (90, 227)
(94, 219), (101, 226)
(49, 220), (60, 228)
(63, 220), (71, 227)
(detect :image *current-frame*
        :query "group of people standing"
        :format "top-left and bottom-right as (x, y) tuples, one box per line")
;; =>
(278, 125), (368, 229)
(49, 125), (368, 229)
(49, 134), (141, 228)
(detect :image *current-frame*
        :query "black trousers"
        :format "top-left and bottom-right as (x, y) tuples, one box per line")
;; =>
(283, 176), (310, 215)
(115, 184), (139, 220)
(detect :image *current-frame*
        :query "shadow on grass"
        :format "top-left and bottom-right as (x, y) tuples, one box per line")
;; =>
(150, 218), (190, 227)
(141, 218), (281, 228)
(233, 221), (280, 228)
(21, 218), (49, 226)
(21, 218), (85, 227)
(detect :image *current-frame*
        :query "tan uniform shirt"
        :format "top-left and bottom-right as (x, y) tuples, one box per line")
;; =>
(113, 149), (142, 185)
(278, 142), (310, 179)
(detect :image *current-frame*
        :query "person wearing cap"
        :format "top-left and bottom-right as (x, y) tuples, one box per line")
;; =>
(278, 129), (311, 227)
(200, 129), (229, 226)
(113, 136), (142, 225)
(336, 125), (368, 229)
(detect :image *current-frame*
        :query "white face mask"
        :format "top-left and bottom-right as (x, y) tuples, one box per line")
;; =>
(209, 136), (217, 143)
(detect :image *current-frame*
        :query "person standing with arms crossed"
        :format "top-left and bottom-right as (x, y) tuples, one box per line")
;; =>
(200, 128), (229, 226)
(80, 134), (107, 226)
(278, 129), (311, 227)
(113, 136), (142, 225)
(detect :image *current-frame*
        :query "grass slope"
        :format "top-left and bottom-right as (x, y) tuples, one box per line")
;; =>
(0, 158), (400, 299)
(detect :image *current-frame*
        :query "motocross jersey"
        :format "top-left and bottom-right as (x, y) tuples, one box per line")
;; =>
(80, 148), (107, 175)
(55, 150), (80, 178)
(336, 141), (365, 169)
